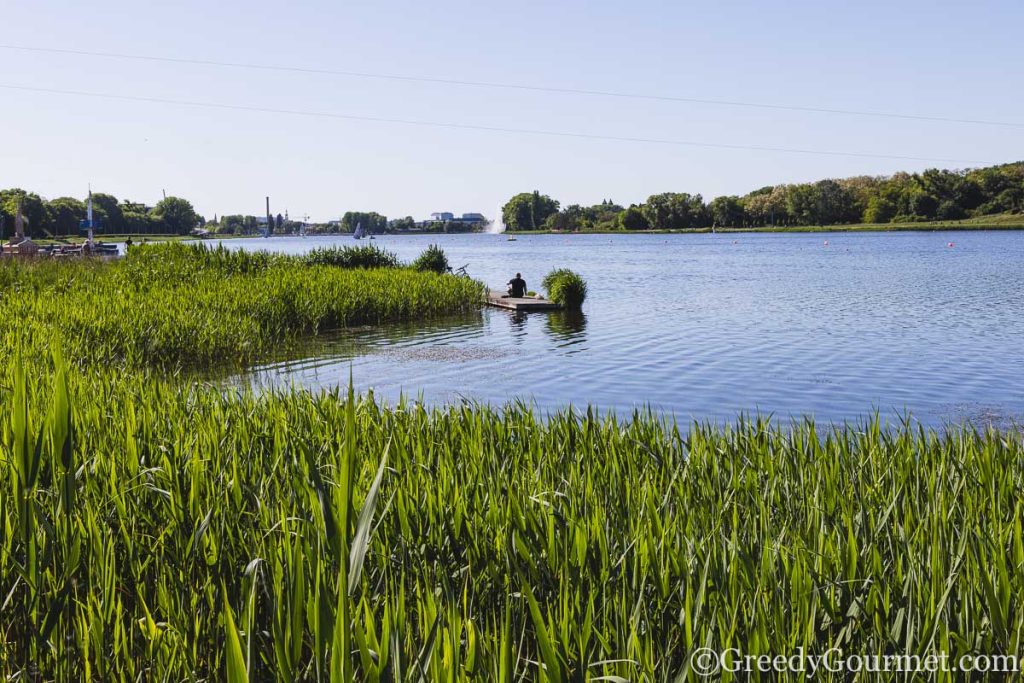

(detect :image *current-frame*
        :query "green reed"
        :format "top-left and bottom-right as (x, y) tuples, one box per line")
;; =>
(0, 363), (1021, 681)
(0, 246), (1020, 681)
(0, 243), (484, 370)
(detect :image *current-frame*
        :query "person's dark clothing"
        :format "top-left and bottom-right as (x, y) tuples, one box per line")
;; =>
(508, 277), (527, 297)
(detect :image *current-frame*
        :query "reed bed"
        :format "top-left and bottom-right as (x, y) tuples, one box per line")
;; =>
(0, 363), (1021, 680)
(0, 243), (484, 370)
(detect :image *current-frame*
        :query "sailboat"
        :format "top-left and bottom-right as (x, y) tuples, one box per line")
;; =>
(353, 222), (366, 240)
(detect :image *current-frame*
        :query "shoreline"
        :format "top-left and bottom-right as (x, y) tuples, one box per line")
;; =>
(506, 221), (1024, 235)
(26, 217), (1022, 244)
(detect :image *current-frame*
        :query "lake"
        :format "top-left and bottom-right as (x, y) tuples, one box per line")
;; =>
(206, 231), (1024, 428)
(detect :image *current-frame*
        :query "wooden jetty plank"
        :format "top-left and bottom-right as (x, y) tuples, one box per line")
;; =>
(486, 292), (563, 311)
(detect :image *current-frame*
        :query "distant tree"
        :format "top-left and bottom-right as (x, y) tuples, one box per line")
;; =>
(123, 211), (157, 234)
(936, 200), (966, 220)
(908, 191), (938, 221)
(341, 212), (388, 234)
(47, 196), (86, 236)
(642, 192), (706, 230)
(0, 189), (50, 237)
(742, 185), (790, 226)
(581, 202), (623, 230)
(618, 205), (650, 230)
(275, 213), (284, 232)
(709, 196), (745, 228)
(151, 196), (199, 234)
(120, 199), (149, 214)
(89, 193), (124, 232)
(863, 196), (897, 223)
(543, 204), (585, 231)
(502, 191), (559, 231)
(389, 216), (416, 232)
(785, 180), (858, 225)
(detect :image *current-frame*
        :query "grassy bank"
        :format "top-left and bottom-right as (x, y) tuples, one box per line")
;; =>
(1, 243), (1021, 681)
(507, 212), (1024, 235)
(0, 243), (484, 370)
(0, 367), (1021, 680)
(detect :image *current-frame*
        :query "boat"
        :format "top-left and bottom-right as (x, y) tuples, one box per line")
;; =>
(507, 235), (517, 241)
(353, 222), (366, 240)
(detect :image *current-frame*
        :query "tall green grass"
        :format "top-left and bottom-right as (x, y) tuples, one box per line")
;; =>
(0, 243), (484, 370)
(411, 244), (450, 274)
(542, 268), (588, 309)
(303, 244), (401, 269)
(0, 363), (1021, 680)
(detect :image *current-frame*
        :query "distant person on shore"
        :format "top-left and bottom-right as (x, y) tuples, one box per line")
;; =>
(125, 237), (134, 250)
(507, 273), (527, 298)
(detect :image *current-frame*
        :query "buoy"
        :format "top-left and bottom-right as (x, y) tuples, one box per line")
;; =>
(823, 240), (829, 246)
(947, 242), (955, 247)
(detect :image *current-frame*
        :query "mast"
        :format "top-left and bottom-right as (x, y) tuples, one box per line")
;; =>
(86, 186), (95, 248)
(265, 196), (271, 237)
(14, 196), (25, 241)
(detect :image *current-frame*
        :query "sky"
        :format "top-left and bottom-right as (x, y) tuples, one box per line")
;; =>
(1, 0), (1022, 222)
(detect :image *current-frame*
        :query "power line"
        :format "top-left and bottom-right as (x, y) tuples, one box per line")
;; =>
(3, 43), (1023, 129)
(0, 83), (998, 165)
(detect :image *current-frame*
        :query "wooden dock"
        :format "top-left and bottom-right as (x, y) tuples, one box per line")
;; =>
(486, 292), (563, 311)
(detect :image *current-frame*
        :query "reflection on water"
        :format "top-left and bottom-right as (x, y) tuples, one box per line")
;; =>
(544, 311), (588, 347)
(217, 231), (1024, 427)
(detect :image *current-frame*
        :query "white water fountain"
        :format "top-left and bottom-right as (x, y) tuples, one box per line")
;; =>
(486, 207), (505, 234)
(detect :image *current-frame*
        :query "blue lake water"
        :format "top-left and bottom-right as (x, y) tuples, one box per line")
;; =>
(207, 231), (1024, 427)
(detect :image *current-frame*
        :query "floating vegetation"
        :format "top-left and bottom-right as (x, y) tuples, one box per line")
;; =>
(542, 268), (588, 309)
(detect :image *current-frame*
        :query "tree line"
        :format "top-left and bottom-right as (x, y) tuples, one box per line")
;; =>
(0, 189), (202, 238)
(501, 162), (1024, 231)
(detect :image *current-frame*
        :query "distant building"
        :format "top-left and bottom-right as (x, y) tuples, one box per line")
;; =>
(421, 211), (487, 228)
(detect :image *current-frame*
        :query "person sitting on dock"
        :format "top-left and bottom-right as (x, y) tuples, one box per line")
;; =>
(506, 273), (527, 298)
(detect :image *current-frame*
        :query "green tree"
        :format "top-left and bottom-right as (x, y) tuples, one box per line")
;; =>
(543, 204), (585, 231)
(122, 210), (154, 235)
(785, 180), (858, 225)
(151, 196), (200, 234)
(0, 189), (49, 237)
(47, 197), (86, 236)
(502, 191), (559, 231)
(89, 192), (124, 232)
(389, 216), (416, 232)
(742, 186), (790, 226)
(340, 212), (388, 234)
(709, 196), (745, 228)
(618, 205), (650, 230)
(863, 196), (897, 223)
(581, 201), (624, 230)
(642, 192), (706, 230)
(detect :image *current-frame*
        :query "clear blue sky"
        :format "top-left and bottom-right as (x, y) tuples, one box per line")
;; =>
(1, 0), (1021, 222)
